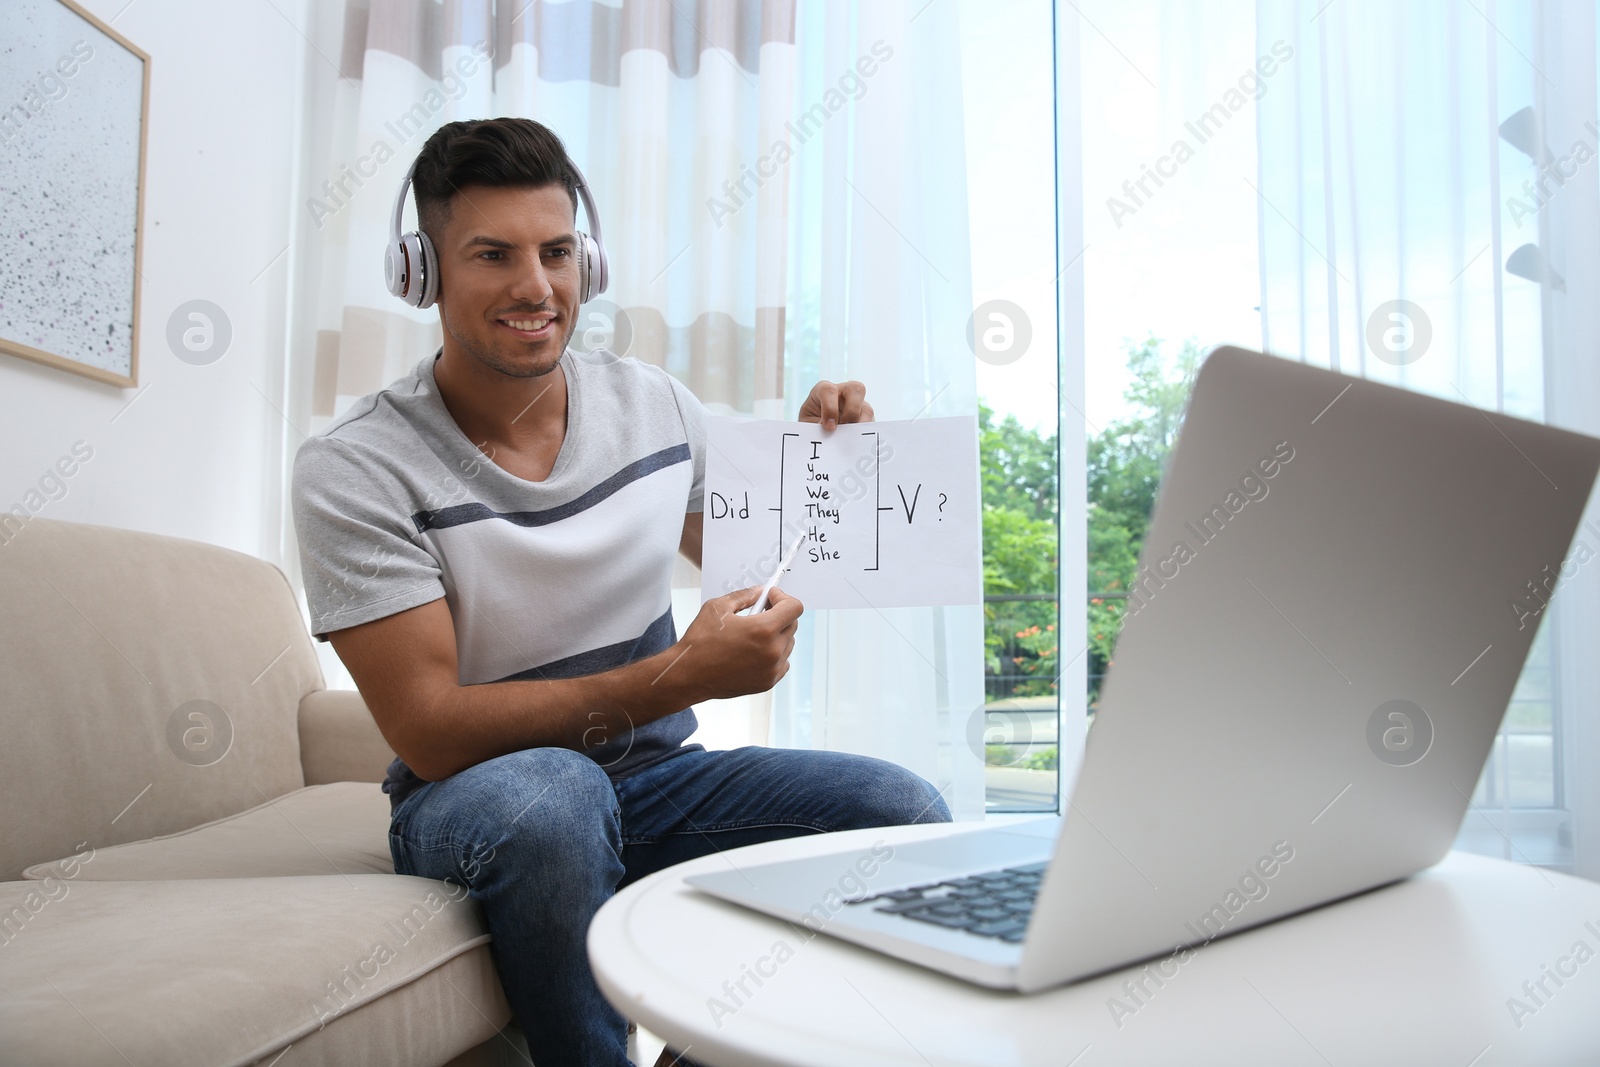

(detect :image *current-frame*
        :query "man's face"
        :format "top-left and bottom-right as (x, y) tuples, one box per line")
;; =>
(434, 182), (582, 379)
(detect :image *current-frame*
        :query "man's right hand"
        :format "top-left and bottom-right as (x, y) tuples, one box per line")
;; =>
(674, 585), (804, 700)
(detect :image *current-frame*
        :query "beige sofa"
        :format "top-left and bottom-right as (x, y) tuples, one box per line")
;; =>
(0, 517), (534, 1066)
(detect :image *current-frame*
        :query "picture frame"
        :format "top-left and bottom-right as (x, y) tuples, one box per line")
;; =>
(0, 0), (150, 388)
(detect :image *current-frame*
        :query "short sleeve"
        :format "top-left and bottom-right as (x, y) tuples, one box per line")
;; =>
(290, 436), (445, 641)
(665, 372), (709, 513)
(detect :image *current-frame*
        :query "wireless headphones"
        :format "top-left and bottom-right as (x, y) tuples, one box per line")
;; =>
(383, 153), (609, 310)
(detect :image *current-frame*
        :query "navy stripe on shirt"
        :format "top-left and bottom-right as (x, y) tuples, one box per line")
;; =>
(413, 442), (691, 534)
(492, 607), (678, 684)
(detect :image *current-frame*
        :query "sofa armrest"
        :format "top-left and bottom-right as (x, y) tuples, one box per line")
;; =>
(297, 688), (397, 785)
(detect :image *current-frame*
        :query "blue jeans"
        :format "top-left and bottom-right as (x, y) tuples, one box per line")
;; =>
(387, 744), (952, 1066)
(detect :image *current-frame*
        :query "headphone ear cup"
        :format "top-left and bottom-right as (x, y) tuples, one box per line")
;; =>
(587, 232), (608, 299)
(576, 231), (593, 304)
(397, 232), (424, 308)
(397, 231), (438, 309)
(384, 242), (406, 299)
(415, 230), (438, 310)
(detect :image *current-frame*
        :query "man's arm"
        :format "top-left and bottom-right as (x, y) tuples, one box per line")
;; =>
(679, 510), (704, 570)
(328, 583), (800, 781)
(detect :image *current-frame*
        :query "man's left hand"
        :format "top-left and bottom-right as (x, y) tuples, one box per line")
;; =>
(798, 379), (874, 431)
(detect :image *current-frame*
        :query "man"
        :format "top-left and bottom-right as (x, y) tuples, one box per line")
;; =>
(290, 117), (951, 1066)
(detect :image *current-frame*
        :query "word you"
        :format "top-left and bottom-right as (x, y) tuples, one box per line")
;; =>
(707, 40), (894, 227)
(1107, 840), (1296, 1029)
(1, 39), (94, 143)
(1124, 441), (1296, 620)
(1506, 918), (1600, 1030)
(1, 440), (95, 549)
(1108, 41), (1294, 228)
(308, 41), (494, 229)
(707, 841), (894, 1028)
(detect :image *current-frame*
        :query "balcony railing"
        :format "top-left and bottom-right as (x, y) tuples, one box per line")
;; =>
(984, 592), (1127, 705)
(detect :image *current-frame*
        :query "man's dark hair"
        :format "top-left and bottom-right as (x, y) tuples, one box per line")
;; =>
(412, 118), (580, 245)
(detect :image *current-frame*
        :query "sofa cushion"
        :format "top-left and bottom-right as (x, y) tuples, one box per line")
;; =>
(22, 782), (393, 881)
(0, 875), (508, 1067)
(0, 517), (325, 881)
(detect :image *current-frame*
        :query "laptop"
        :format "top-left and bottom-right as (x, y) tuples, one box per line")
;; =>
(685, 345), (1600, 993)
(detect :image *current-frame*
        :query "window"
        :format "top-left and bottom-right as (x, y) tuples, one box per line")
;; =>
(1051, 0), (1575, 867)
(958, 0), (1061, 812)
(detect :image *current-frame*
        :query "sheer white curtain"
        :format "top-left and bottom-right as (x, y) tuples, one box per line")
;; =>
(1533, 3), (1600, 884)
(770, 0), (986, 821)
(1254, 0), (1600, 877)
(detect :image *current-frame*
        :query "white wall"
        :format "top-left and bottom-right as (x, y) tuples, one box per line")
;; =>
(0, 1), (310, 607)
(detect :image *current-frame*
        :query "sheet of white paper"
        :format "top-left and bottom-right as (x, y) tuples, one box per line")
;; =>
(700, 415), (982, 610)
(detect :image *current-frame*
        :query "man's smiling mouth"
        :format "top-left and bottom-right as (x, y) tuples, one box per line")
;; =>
(497, 314), (556, 339)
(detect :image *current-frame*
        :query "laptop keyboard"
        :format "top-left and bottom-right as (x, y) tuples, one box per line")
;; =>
(849, 861), (1047, 943)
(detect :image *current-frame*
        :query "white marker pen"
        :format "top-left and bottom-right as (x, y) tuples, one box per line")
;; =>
(744, 530), (808, 615)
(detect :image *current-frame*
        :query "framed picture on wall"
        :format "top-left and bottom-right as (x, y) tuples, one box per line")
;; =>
(0, 0), (150, 388)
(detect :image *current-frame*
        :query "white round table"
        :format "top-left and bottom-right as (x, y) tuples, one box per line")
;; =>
(589, 822), (1600, 1066)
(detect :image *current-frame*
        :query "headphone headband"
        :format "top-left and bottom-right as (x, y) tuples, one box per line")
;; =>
(573, 171), (602, 247)
(389, 157), (419, 254)
(573, 170), (608, 296)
